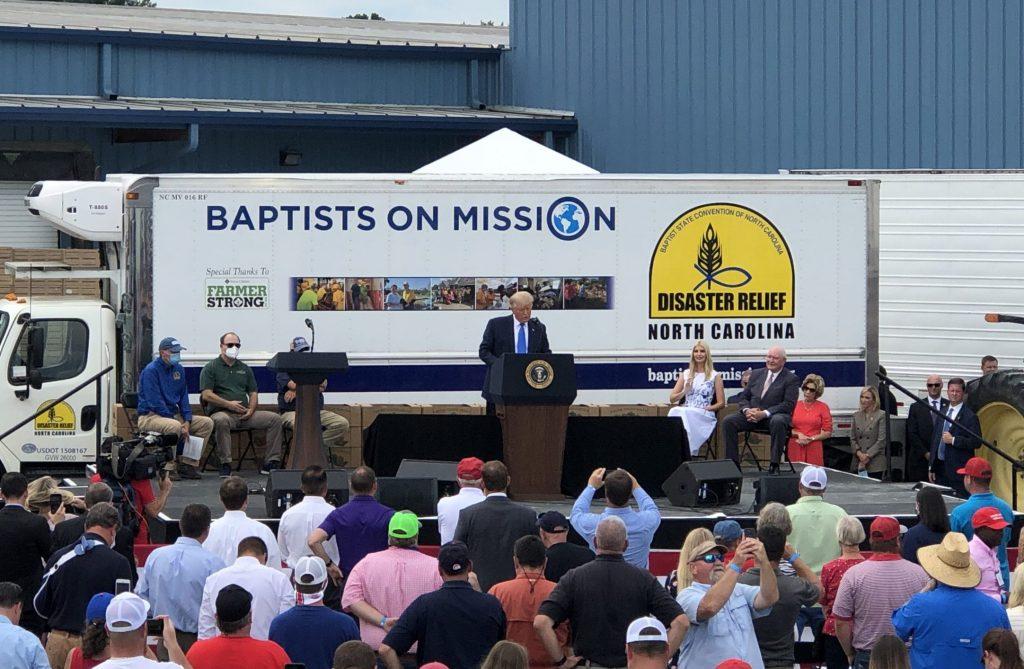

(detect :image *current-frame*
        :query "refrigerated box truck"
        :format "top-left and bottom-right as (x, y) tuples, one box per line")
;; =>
(3, 159), (878, 475)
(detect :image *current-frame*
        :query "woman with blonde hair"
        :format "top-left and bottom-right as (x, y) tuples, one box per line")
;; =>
(1006, 563), (1024, 651)
(668, 340), (725, 456)
(851, 386), (887, 478)
(867, 634), (910, 669)
(480, 640), (529, 669)
(786, 373), (832, 465)
(670, 527), (715, 595)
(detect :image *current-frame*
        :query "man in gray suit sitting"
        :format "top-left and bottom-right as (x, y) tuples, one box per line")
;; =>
(453, 460), (538, 592)
(721, 346), (800, 473)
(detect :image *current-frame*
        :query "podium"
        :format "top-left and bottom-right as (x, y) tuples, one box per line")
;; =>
(267, 351), (348, 469)
(489, 353), (576, 498)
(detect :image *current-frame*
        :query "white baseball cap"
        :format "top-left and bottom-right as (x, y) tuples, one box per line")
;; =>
(293, 555), (328, 586)
(105, 592), (150, 632)
(800, 466), (828, 491)
(626, 616), (668, 644)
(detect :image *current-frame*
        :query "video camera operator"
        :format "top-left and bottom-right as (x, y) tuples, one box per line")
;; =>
(96, 431), (176, 546)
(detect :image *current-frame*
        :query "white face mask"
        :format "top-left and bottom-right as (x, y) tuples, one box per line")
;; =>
(296, 588), (324, 606)
(224, 346), (240, 360)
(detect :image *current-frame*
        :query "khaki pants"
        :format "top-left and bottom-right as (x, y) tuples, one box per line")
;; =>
(209, 410), (283, 464)
(137, 413), (214, 466)
(45, 629), (80, 669)
(281, 410), (349, 448)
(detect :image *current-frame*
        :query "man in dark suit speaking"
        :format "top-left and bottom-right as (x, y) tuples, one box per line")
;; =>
(720, 346), (800, 473)
(478, 290), (551, 409)
(929, 377), (982, 497)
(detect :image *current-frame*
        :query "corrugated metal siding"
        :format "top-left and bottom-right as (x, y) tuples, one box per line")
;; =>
(506, 0), (1024, 173)
(0, 182), (57, 247)
(0, 40), (97, 95)
(114, 46), (475, 105)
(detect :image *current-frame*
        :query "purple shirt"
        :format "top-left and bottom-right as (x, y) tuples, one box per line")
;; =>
(969, 535), (1003, 601)
(318, 495), (395, 575)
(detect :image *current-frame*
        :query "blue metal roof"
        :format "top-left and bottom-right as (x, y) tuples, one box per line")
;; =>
(0, 95), (576, 132)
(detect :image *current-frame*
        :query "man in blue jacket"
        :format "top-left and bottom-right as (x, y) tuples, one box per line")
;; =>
(137, 336), (213, 480)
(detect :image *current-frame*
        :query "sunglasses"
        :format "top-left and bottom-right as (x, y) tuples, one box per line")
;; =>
(802, 385), (815, 391)
(695, 552), (725, 564)
(926, 383), (942, 388)
(225, 343), (241, 349)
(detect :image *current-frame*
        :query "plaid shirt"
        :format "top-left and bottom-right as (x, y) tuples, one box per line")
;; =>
(341, 546), (444, 649)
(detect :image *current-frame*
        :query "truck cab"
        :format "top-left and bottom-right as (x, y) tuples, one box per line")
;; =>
(0, 295), (116, 477)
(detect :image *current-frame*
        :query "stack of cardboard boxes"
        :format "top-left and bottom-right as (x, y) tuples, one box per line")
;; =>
(0, 247), (102, 297)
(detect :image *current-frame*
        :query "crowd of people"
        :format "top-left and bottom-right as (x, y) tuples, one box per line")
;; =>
(2, 448), (1023, 669)
(667, 342), (1000, 491)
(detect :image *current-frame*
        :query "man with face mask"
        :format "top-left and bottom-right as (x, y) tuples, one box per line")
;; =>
(200, 332), (284, 478)
(138, 337), (214, 480)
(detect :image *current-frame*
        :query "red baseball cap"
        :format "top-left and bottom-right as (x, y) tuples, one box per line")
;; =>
(716, 660), (753, 669)
(957, 457), (993, 479)
(456, 457), (484, 480)
(870, 516), (900, 541)
(972, 506), (1010, 531)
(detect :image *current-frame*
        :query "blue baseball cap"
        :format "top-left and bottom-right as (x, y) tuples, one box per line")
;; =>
(86, 592), (114, 622)
(291, 336), (311, 352)
(157, 337), (186, 353)
(713, 520), (743, 543)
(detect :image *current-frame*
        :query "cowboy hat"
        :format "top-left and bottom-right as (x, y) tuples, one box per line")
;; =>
(917, 532), (981, 589)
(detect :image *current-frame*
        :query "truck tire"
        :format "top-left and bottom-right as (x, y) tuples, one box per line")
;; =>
(967, 370), (1024, 510)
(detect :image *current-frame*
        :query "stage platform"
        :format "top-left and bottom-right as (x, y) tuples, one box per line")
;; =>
(85, 462), (995, 555)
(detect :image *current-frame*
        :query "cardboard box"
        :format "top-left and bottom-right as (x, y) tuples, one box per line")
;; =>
(113, 403), (134, 441)
(325, 404), (368, 428)
(62, 249), (102, 268)
(360, 404), (424, 428)
(568, 404), (605, 417)
(332, 430), (363, 467)
(13, 279), (63, 295)
(62, 279), (102, 297)
(599, 404), (661, 417)
(13, 248), (63, 262)
(0, 247), (14, 263)
(421, 404), (485, 416)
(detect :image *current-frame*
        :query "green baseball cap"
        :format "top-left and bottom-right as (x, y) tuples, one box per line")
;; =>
(388, 511), (421, 539)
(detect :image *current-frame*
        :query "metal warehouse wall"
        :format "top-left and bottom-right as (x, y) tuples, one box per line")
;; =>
(0, 125), (485, 174)
(506, 0), (1024, 173)
(0, 39), (500, 106)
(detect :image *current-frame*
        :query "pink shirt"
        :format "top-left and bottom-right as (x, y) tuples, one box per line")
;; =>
(341, 546), (444, 649)
(832, 554), (929, 651)
(969, 535), (1003, 601)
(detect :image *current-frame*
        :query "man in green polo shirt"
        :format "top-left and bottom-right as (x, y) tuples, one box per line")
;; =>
(786, 465), (847, 640)
(200, 331), (283, 478)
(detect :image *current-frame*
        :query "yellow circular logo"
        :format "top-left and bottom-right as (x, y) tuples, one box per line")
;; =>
(649, 203), (795, 319)
(525, 360), (555, 390)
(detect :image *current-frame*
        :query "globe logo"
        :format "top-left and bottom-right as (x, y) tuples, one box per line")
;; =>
(546, 197), (590, 241)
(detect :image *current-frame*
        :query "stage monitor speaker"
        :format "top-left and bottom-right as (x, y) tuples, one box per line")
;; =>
(264, 469), (350, 518)
(396, 459), (460, 498)
(377, 477), (439, 517)
(754, 473), (800, 509)
(661, 459), (742, 507)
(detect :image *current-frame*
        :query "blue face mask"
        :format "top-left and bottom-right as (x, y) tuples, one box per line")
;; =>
(168, 353), (181, 365)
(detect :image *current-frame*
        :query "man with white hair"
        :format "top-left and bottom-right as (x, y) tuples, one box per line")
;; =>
(478, 290), (552, 412)
(535, 516), (688, 669)
(720, 346), (800, 473)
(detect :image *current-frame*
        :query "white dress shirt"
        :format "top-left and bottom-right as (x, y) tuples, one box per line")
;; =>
(436, 486), (485, 544)
(198, 555), (294, 641)
(203, 509), (283, 571)
(277, 495), (339, 567)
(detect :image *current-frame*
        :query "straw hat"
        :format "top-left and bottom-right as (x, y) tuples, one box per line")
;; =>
(917, 532), (981, 588)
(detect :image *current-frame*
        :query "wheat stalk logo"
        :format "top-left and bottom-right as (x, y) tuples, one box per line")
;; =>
(692, 224), (752, 290)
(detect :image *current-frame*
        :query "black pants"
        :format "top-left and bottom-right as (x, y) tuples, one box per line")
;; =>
(822, 634), (849, 669)
(721, 411), (791, 465)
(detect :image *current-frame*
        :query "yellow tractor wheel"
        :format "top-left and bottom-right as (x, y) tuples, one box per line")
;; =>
(969, 371), (1024, 510)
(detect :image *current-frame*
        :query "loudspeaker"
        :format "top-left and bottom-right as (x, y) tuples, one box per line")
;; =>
(754, 473), (800, 509)
(376, 477), (439, 517)
(396, 459), (460, 498)
(661, 459), (742, 507)
(264, 469), (350, 518)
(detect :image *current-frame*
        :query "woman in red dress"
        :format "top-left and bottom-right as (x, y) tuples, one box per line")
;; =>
(787, 373), (833, 465)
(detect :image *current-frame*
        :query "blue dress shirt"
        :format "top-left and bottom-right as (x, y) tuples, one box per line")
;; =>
(0, 616), (49, 669)
(893, 584), (1010, 669)
(949, 491), (1013, 586)
(136, 537), (226, 633)
(570, 485), (661, 568)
